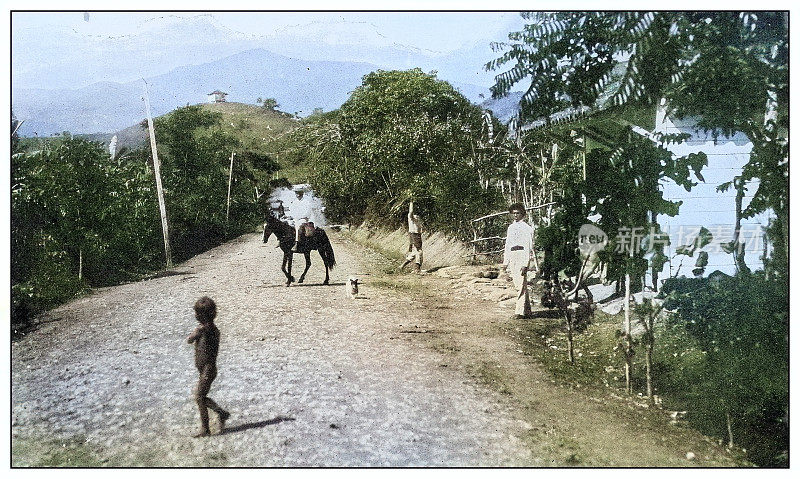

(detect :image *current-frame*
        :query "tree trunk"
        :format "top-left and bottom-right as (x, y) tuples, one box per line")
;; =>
(726, 408), (735, 448)
(732, 177), (750, 274)
(566, 311), (575, 364)
(645, 338), (654, 403)
(650, 211), (659, 291)
(78, 248), (83, 281)
(624, 266), (633, 394)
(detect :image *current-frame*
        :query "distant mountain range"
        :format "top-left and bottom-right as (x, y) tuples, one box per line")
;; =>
(12, 49), (378, 136)
(13, 14), (511, 91)
(480, 91), (524, 124)
(12, 14), (523, 137)
(13, 47), (513, 137)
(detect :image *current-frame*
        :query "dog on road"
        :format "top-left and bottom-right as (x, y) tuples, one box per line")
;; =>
(346, 277), (359, 299)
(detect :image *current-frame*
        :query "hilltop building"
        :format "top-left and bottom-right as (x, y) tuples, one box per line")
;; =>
(207, 90), (228, 103)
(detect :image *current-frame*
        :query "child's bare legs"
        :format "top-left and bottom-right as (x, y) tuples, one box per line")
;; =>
(193, 365), (228, 436)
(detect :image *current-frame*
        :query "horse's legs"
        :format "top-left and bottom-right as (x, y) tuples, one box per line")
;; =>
(283, 252), (295, 286)
(319, 250), (330, 285)
(298, 252), (311, 283)
(281, 254), (289, 285)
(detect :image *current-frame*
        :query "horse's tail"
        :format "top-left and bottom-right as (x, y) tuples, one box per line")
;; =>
(319, 231), (336, 271)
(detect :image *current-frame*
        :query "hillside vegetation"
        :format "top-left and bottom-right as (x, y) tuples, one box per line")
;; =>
(82, 102), (302, 173)
(200, 102), (309, 183)
(11, 102), (296, 330)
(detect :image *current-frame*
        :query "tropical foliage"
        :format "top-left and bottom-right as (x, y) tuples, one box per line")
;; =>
(661, 273), (788, 466)
(488, 11), (788, 465)
(11, 106), (280, 330)
(287, 69), (506, 237)
(488, 11), (787, 277)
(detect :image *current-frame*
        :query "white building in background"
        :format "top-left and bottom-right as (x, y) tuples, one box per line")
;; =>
(207, 90), (228, 103)
(651, 101), (771, 281)
(522, 97), (772, 287)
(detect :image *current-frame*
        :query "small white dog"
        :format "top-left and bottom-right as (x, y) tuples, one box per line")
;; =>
(346, 277), (359, 299)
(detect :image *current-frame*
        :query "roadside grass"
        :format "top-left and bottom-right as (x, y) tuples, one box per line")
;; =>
(510, 305), (753, 465)
(341, 225), (473, 271)
(465, 360), (514, 396)
(511, 309), (710, 402)
(510, 310), (624, 393)
(12, 435), (230, 467)
(332, 227), (754, 464)
(12, 436), (104, 467)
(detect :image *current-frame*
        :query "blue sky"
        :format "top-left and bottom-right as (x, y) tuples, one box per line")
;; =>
(13, 11), (525, 54)
(11, 11), (528, 91)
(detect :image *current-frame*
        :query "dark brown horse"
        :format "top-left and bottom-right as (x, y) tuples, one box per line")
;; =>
(262, 213), (336, 286)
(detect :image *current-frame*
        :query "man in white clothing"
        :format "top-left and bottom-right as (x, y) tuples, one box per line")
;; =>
(502, 203), (535, 318)
(290, 186), (313, 252)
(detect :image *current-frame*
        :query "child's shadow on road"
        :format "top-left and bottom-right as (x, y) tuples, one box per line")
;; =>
(221, 415), (295, 435)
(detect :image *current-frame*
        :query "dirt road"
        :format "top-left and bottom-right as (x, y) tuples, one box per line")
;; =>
(11, 232), (740, 467)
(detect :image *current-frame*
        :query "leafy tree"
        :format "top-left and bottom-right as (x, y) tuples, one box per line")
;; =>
(292, 69), (502, 236)
(11, 138), (162, 326)
(488, 11), (788, 277)
(260, 98), (280, 111)
(15, 138), (116, 280)
(152, 104), (283, 256)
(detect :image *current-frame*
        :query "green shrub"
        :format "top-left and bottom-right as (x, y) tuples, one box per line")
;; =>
(659, 273), (788, 466)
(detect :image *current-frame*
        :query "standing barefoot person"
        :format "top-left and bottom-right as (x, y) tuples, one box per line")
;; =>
(401, 200), (424, 273)
(187, 296), (230, 437)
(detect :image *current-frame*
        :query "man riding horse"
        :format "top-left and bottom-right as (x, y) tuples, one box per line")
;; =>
(289, 185), (313, 252)
(263, 185), (336, 286)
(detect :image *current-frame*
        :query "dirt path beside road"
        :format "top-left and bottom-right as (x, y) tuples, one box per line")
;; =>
(11, 231), (739, 467)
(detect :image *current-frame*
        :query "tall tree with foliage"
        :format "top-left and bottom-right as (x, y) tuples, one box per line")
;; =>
(488, 11), (787, 276)
(153, 106), (249, 257)
(292, 69), (502, 236)
(489, 12), (787, 464)
(661, 272), (788, 465)
(11, 138), (162, 326)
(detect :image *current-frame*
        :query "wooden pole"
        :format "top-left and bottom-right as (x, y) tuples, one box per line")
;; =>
(624, 246), (633, 393)
(143, 80), (173, 268)
(226, 151), (235, 224)
(11, 118), (25, 137)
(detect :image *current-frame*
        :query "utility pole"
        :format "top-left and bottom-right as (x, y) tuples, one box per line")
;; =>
(226, 151), (236, 224)
(143, 80), (172, 268)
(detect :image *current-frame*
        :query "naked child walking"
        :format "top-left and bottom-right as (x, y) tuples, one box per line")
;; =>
(187, 296), (230, 437)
